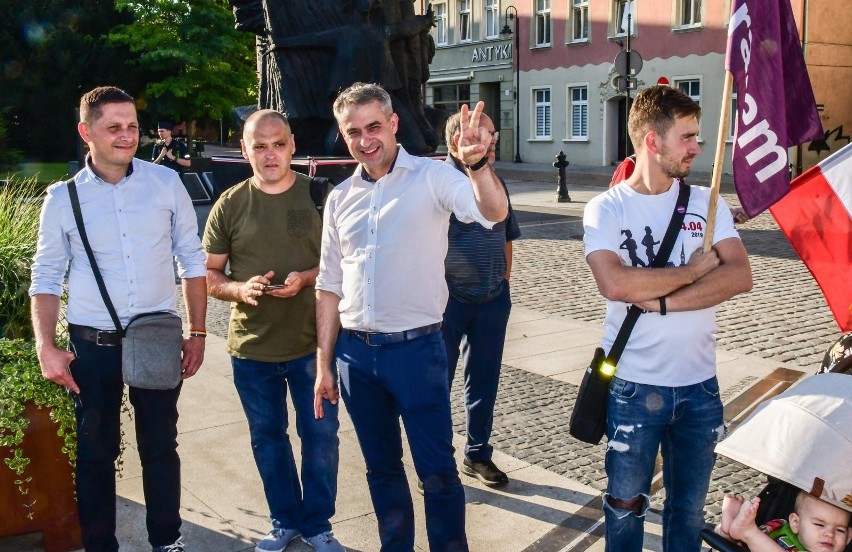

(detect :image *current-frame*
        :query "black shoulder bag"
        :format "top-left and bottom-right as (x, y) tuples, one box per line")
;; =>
(67, 179), (184, 390)
(569, 182), (691, 444)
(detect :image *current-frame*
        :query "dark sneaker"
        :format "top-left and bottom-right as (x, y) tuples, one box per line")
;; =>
(460, 459), (508, 487)
(152, 538), (185, 552)
(255, 527), (300, 552)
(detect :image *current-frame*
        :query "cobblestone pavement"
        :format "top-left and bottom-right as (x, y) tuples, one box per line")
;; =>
(184, 185), (838, 528)
(448, 362), (765, 525)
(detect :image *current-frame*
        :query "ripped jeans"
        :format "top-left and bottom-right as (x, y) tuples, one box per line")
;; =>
(603, 376), (724, 552)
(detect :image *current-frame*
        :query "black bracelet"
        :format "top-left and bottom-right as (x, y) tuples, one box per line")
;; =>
(659, 296), (667, 316)
(465, 157), (489, 172)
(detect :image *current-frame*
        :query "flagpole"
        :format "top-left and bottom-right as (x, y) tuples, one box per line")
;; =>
(703, 69), (734, 252)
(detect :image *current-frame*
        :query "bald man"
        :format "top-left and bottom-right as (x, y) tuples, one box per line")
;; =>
(203, 110), (344, 552)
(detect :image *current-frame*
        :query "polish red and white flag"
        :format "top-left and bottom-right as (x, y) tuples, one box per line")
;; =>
(770, 143), (852, 332)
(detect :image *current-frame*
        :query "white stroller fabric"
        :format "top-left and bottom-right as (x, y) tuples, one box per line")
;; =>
(715, 373), (852, 514)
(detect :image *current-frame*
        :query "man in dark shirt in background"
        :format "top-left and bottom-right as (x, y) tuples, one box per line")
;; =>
(442, 110), (521, 487)
(152, 122), (191, 174)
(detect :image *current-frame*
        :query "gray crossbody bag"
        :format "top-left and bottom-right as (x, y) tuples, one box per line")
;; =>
(68, 178), (183, 390)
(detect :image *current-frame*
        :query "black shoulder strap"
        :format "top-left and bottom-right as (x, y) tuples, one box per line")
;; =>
(605, 181), (691, 366)
(67, 179), (124, 334)
(309, 176), (333, 218)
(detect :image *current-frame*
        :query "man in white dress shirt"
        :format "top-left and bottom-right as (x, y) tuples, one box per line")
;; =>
(29, 86), (206, 552)
(313, 82), (507, 552)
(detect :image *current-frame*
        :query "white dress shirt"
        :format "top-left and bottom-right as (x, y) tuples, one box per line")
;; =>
(29, 158), (206, 329)
(316, 146), (495, 332)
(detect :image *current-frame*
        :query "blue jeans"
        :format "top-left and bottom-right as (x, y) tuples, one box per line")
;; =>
(442, 281), (511, 462)
(69, 335), (182, 552)
(604, 376), (724, 552)
(231, 353), (339, 539)
(336, 329), (468, 552)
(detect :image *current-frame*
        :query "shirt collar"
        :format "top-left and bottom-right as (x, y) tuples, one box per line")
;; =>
(445, 153), (465, 174)
(358, 145), (408, 183)
(83, 153), (135, 182)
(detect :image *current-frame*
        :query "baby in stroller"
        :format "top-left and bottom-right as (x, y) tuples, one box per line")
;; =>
(718, 490), (850, 551)
(701, 332), (852, 552)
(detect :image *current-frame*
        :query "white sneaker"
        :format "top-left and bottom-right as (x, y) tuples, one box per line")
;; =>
(255, 526), (300, 552)
(302, 531), (345, 551)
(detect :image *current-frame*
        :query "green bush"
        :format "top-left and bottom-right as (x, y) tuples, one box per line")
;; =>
(0, 177), (42, 339)
(0, 338), (76, 514)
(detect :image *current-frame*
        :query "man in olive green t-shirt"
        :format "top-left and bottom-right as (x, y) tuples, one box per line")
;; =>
(202, 110), (344, 552)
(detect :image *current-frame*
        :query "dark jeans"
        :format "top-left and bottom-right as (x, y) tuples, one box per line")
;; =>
(336, 329), (468, 552)
(442, 282), (511, 462)
(603, 376), (724, 552)
(69, 335), (182, 552)
(231, 353), (339, 538)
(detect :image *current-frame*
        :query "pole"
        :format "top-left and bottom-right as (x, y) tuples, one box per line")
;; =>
(702, 70), (733, 252)
(513, 10), (522, 163)
(624, 14), (632, 157)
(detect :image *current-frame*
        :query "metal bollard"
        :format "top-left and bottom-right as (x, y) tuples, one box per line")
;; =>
(554, 150), (571, 203)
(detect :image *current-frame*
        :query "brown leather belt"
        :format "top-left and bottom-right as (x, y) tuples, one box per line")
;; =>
(69, 324), (122, 346)
(344, 322), (442, 347)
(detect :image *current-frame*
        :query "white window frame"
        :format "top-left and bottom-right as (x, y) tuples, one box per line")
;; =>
(612, 0), (635, 38)
(567, 84), (589, 140)
(535, 0), (552, 47)
(675, 0), (703, 29)
(434, 2), (448, 45)
(569, 0), (590, 43)
(485, 0), (500, 39)
(459, 0), (472, 43)
(674, 76), (703, 139)
(532, 87), (552, 140)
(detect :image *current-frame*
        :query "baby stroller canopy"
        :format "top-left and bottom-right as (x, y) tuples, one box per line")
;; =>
(715, 373), (852, 514)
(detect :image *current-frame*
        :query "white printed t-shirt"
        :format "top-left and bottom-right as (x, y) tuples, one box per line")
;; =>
(583, 180), (740, 387)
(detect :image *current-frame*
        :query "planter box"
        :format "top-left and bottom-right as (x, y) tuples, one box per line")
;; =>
(0, 401), (81, 552)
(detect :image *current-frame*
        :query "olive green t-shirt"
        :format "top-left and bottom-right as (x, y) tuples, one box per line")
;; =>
(202, 174), (321, 362)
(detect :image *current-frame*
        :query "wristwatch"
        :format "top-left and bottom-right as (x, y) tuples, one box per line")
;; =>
(465, 157), (489, 172)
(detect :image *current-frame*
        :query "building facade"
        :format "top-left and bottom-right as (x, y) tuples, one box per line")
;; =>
(425, 0), (843, 175)
(425, 0), (517, 160)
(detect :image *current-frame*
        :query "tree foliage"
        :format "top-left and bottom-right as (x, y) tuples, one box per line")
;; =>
(110, 0), (257, 129)
(0, 1), (144, 161)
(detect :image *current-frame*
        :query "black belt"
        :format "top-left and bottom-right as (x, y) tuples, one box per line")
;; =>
(69, 324), (122, 346)
(344, 322), (442, 347)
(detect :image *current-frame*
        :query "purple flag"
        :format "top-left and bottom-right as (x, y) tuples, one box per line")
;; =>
(726, 0), (823, 217)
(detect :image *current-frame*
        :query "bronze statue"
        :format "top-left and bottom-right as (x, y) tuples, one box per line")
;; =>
(230, 0), (442, 156)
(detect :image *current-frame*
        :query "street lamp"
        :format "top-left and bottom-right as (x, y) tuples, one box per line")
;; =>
(501, 5), (522, 163)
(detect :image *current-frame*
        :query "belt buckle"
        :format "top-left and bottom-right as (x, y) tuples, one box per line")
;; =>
(364, 332), (378, 347)
(96, 331), (117, 347)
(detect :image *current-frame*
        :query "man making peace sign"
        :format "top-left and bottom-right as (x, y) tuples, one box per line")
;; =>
(313, 82), (507, 551)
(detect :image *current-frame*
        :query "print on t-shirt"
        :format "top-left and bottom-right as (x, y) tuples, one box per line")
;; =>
(622, 210), (707, 268)
(619, 229), (646, 267)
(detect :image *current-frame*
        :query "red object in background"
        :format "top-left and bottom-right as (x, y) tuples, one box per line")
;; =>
(610, 155), (636, 187)
(770, 143), (852, 332)
(657, 76), (670, 86)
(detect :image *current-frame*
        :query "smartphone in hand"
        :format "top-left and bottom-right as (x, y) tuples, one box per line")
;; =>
(264, 284), (286, 290)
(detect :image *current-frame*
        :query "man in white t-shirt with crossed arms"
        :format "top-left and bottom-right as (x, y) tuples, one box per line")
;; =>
(583, 85), (752, 552)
